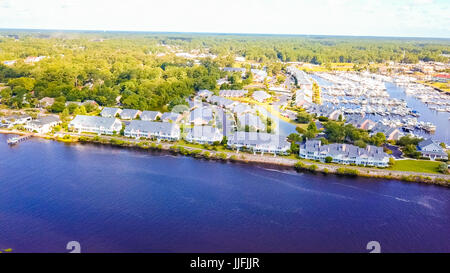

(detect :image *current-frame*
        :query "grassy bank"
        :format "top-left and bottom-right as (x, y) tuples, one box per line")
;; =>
(389, 159), (442, 174)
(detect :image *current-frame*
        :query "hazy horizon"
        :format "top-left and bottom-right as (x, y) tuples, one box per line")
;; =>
(0, 0), (449, 39)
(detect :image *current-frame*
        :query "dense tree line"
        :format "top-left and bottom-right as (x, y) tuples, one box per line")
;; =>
(0, 31), (448, 112)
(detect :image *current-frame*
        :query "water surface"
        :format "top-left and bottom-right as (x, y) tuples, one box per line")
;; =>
(0, 134), (449, 252)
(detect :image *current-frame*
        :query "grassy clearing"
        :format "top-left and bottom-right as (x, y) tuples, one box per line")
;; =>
(389, 159), (442, 174)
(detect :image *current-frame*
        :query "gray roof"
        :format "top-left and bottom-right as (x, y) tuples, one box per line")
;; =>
(120, 109), (140, 119)
(189, 107), (214, 122)
(300, 140), (389, 160)
(160, 112), (181, 122)
(223, 67), (246, 73)
(418, 139), (435, 149)
(237, 113), (265, 130)
(140, 111), (161, 121)
(197, 89), (213, 97)
(70, 115), (119, 129)
(207, 95), (235, 108)
(219, 89), (248, 97)
(28, 115), (60, 127)
(252, 90), (271, 102)
(228, 132), (289, 149)
(100, 107), (121, 117)
(125, 120), (179, 135)
(186, 125), (223, 141)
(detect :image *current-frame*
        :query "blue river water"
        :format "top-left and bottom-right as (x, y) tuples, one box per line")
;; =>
(0, 134), (449, 253)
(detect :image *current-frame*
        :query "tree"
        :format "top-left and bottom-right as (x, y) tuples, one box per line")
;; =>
(354, 139), (367, 148)
(50, 102), (65, 113)
(297, 112), (312, 124)
(438, 163), (448, 174)
(325, 156), (333, 163)
(389, 158), (395, 166)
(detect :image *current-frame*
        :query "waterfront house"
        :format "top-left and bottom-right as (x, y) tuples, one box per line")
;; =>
(237, 113), (266, 132)
(189, 107), (214, 126)
(100, 107), (122, 118)
(219, 89), (248, 98)
(185, 125), (223, 144)
(119, 109), (141, 120)
(252, 91), (271, 103)
(69, 115), (122, 135)
(299, 140), (390, 167)
(124, 120), (180, 140)
(0, 114), (32, 128)
(417, 139), (448, 160)
(227, 132), (290, 155)
(140, 111), (162, 121)
(25, 115), (61, 134)
(160, 112), (183, 123)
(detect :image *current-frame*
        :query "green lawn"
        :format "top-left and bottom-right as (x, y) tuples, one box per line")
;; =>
(389, 159), (442, 174)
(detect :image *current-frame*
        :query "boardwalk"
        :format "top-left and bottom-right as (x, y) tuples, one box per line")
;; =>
(7, 134), (33, 145)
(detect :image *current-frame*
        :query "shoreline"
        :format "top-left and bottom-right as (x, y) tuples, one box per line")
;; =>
(1, 129), (449, 187)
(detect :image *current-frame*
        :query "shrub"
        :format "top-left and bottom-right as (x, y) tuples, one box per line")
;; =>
(294, 161), (306, 171)
(336, 168), (359, 177)
(325, 156), (333, 163)
(308, 164), (318, 172)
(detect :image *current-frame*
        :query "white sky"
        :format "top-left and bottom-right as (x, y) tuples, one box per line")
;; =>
(0, 0), (449, 38)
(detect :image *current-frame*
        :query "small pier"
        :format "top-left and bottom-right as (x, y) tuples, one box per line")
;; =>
(7, 134), (33, 145)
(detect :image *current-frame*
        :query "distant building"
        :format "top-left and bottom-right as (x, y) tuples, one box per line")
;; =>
(38, 97), (55, 108)
(24, 56), (46, 64)
(371, 123), (402, 141)
(237, 113), (265, 131)
(251, 69), (268, 82)
(25, 116), (61, 134)
(219, 89), (248, 98)
(197, 89), (213, 98)
(232, 103), (253, 115)
(140, 111), (162, 121)
(305, 104), (344, 121)
(69, 115), (122, 135)
(417, 139), (448, 160)
(3, 60), (16, 66)
(295, 88), (313, 107)
(223, 67), (246, 77)
(100, 107), (122, 118)
(286, 66), (313, 89)
(185, 125), (223, 144)
(119, 109), (141, 120)
(124, 120), (180, 140)
(299, 140), (390, 167)
(0, 114), (32, 128)
(189, 107), (214, 126)
(227, 132), (290, 155)
(160, 112), (183, 123)
(207, 95), (237, 109)
(252, 90), (271, 102)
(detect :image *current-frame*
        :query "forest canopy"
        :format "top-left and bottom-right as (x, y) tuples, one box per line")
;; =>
(0, 31), (449, 111)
